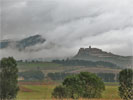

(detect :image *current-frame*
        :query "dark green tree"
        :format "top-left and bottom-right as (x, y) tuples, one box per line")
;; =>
(52, 72), (105, 99)
(0, 57), (19, 100)
(78, 72), (105, 98)
(118, 69), (133, 100)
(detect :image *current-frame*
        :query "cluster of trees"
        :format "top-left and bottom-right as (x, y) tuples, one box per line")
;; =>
(47, 72), (116, 82)
(53, 59), (119, 68)
(47, 72), (73, 81)
(17, 59), (43, 63)
(18, 71), (116, 82)
(97, 73), (116, 82)
(52, 72), (105, 99)
(18, 70), (44, 81)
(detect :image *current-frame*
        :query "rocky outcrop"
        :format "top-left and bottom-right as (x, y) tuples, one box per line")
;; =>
(74, 46), (133, 68)
(76, 46), (115, 58)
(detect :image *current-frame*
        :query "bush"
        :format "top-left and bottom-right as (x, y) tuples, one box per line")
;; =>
(52, 85), (67, 99)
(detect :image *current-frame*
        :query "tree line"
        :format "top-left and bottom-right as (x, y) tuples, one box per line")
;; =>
(18, 70), (44, 81)
(47, 72), (117, 82)
(97, 73), (117, 82)
(52, 59), (119, 68)
(18, 71), (117, 82)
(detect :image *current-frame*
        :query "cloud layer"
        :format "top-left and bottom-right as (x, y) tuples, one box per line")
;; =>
(1, 0), (133, 60)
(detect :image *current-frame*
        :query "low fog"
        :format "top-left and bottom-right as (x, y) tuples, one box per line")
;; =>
(1, 0), (133, 60)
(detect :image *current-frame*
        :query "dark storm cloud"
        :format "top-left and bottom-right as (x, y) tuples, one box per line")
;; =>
(1, 0), (133, 60)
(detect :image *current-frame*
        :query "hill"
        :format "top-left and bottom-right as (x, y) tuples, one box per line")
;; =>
(52, 59), (120, 69)
(0, 35), (46, 50)
(17, 61), (121, 76)
(73, 46), (132, 68)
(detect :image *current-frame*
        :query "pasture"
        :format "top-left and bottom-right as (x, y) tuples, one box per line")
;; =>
(17, 62), (120, 74)
(17, 82), (121, 100)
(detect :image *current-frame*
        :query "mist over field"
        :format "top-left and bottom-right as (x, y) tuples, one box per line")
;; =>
(1, 0), (133, 60)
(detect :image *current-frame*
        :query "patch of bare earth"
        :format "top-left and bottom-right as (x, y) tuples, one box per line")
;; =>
(18, 81), (56, 85)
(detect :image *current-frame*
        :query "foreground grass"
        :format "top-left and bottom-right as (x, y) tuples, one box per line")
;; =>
(102, 86), (120, 99)
(17, 84), (121, 100)
(17, 85), (56, 100)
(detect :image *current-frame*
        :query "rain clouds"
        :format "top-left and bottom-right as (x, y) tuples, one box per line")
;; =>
(1, 0), (133, 60)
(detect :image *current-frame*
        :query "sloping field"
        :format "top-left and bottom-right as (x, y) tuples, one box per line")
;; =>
(17, 62), (62, 71)
(17, 62), (121, 75)
(69, 67), (121, 74)
(17, 62), (82, 74)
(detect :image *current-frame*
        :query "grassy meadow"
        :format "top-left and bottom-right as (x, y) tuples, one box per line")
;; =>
(17, 84), (55, 100)
(17, 82), (121, 100)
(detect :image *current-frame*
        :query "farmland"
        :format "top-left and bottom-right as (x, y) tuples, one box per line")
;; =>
(17, 61), (121, 74)
(17, 82), (121, 100)
(16, 62), (122, 100)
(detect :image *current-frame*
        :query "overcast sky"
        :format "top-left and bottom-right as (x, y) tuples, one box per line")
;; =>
(1, 0), (133, 60)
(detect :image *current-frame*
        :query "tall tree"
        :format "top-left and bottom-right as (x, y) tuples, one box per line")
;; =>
(0, 57), (19, 100)
(118, 69), (133, 100)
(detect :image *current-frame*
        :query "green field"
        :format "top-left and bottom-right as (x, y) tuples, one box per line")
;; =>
(17, 62), (62, 70)
(102, 86), (120, 99)
(17, 62), (68, 74)
(17, 85), (56, 100)
(17, 62), (121, 75)
(17, 83), (121, 100)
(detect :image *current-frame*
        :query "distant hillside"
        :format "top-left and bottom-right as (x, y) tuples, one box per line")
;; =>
(17, 61), (121, 75)
(52, 59), (120, 69)
(0, 35), (46, 50)
(73, 46), (132, 68)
